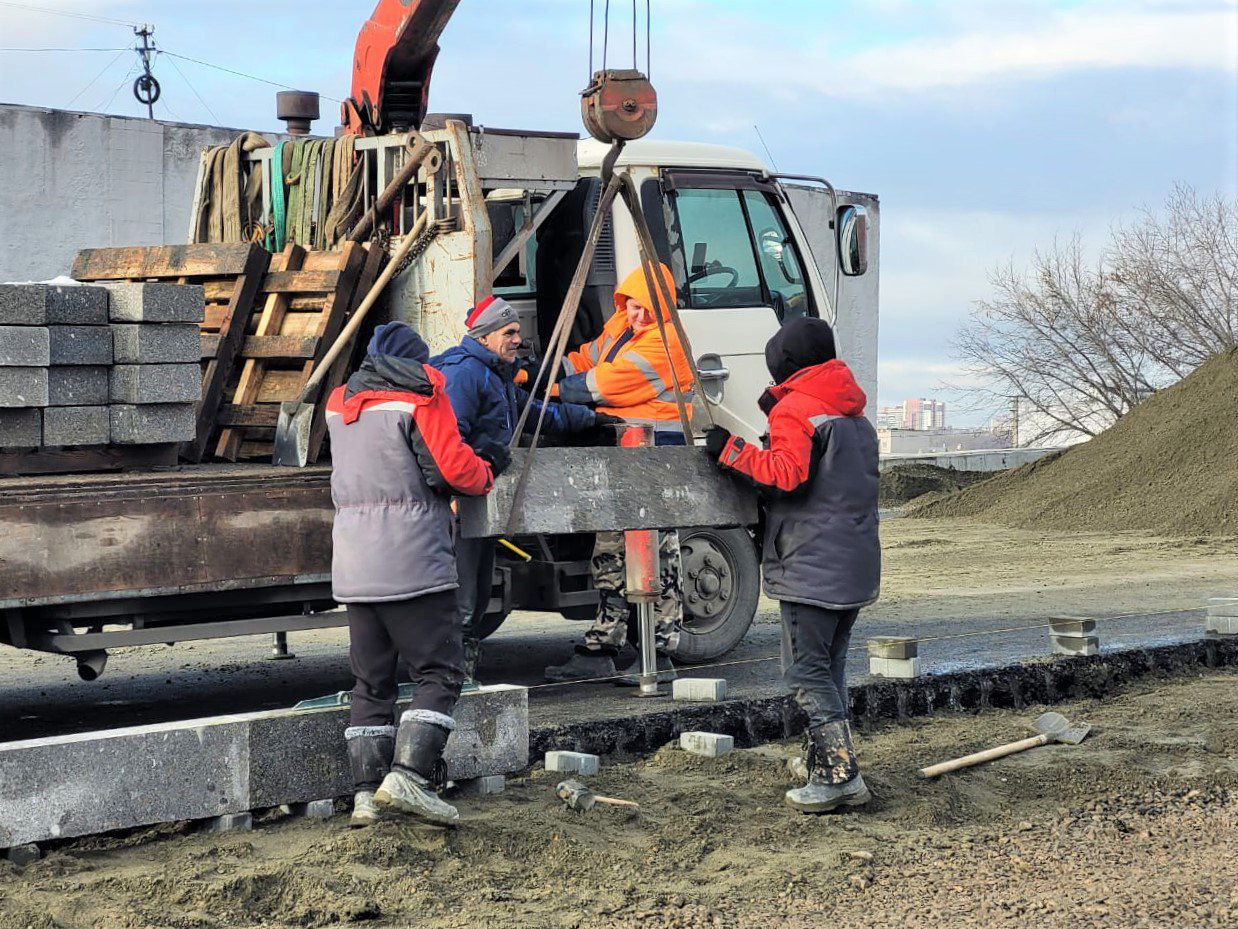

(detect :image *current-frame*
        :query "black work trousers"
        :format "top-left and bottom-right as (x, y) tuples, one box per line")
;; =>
(455, 534), (495, 644)
(347, 590), (464, 728)
(779, 601), (860, 729)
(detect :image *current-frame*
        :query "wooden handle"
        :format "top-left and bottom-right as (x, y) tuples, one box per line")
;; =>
(594, 795), (641, 809)
(918, 733), (1049, 779)
(300, 209), (429, 401)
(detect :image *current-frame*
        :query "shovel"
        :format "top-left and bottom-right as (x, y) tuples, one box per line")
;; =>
(273, 208), (429, 467)
(918, 711), (1091, 779)
(556, 779), (641, 812)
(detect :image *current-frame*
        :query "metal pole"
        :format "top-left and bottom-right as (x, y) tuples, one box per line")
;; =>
(620, 424), (662, 696)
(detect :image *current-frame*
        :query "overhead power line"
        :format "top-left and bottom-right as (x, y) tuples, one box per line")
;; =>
(0, 46), (129, 52)
(66, 47), (126, 107)
(160, 49), (342, 103)
(163, 51), (221, 126)
(0, 0), (140, 28)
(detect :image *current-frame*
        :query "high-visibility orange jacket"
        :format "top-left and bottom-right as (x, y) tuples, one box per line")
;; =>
(556, 264), (694, 424)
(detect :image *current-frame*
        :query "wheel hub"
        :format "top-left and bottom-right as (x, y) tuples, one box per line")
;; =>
(682, 536), (735, 629)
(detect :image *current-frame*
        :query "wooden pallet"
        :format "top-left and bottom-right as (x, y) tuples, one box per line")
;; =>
(212, 241), (371, 462)
(0, 444), (181, 478)
(72, 243), (271, 463)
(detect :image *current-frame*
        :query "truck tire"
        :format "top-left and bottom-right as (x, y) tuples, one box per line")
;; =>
(473, 607), (511, 640)
(671, 526), (760, 664)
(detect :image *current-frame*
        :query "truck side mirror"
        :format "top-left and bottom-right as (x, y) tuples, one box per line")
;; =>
(837, 205), (868, 276)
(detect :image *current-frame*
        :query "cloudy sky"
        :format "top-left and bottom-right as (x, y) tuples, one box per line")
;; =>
(2, 0), (1235, 423)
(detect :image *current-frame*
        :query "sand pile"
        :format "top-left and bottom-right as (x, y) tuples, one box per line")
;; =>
(909, 350), (1238, 535)
(879, 463), (989, 507)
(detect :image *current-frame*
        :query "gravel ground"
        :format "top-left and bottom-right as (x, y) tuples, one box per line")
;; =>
(2, 669), (1234, 929)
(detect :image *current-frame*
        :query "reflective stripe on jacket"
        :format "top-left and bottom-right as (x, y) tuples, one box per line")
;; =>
(557, 264), (694, 422)
(325, 364), (493, 603)
(718, 359), (881, 610)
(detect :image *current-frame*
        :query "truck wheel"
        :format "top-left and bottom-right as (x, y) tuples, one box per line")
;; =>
(672, 526), (760, 664)
(473, 607), (511, 641)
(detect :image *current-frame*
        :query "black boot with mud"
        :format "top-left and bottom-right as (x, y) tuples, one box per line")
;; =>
(373, 717), (459, 826)
(786, 720), (872, 813)
(544, 648), (618, 683)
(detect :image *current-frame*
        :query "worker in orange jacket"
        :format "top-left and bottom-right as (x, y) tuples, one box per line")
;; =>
(545, 263), (694, 684)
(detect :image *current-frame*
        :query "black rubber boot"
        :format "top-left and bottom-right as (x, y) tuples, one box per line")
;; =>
(373, 713), (459, 826)
(345, 726), (396, 828)
(615, 652), (677, 687)
(785, 720), (871, 814)
(543, 649), (618, 683)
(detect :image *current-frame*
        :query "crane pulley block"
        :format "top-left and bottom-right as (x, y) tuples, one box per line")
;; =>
(580, 69), (658, 143)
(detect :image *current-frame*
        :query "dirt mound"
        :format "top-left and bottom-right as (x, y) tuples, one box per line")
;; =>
(879, 463), (990, 507)
(909, 350), (1238, 535)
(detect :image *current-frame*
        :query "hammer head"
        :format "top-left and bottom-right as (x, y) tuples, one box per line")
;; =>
(1031, 711), (1091, 745)
(556, 778), (597, 811)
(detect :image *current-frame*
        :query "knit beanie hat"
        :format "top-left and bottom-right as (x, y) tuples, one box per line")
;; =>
(367, 321), (429, 362)
(466, 295), (519, 338)
(764, 317), (837, 384)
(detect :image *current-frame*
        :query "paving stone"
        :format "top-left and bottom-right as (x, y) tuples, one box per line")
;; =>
(0, 326), (50, 366)
(0, 684), (527, 848)
(679, 731), (734, 758)
(869, 656), (923, 679)
(867, 636), (919, 660)
(0, 367), (49, 407)
(1051, 634), (1100, 657)
(48, 366), (109, 406)
(110, 324), (200, 364)
(1049, 617), (1097, 636)
(48, 326), (112, 365)
(1205, 615), (1237, 636)
(101, 282), (205, 323)
(0, 284), (107, 325)
(43, 406), (110, 446)
(5, 843), (41, 867)
(672, 678), (728, 702)
(455, 775), (506, 797)
(207, 812), (253, 833)
(544, 751), (601, 775)
(110, 364), (201, 404)
(109, 403), (196, 444)
(1206, 597), (1238, 618)
(0, 408), (41, 446)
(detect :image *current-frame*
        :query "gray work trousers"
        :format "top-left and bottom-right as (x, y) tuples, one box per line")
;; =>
(779, 601), (859, 729)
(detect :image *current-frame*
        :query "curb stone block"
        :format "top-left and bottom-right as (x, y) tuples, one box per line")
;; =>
(109, 403), (196, 444)
(110, 324), (200, 364)
(1051, 634), (1099, 657)
(110, 364), (201, 404)
(868, 636), (919, 660)
(1205, 615), (1237, 636)
(680, 732), (734, 757)
(1050, 617), (1097, 637)
(0, 284), (107, 325)
(0, 408), (41, 446)
(48, 326), (112, 366)
(208, 813), (252, 833)
(545, 751), (600, 775)
(672, 678), (728, 702)
(869, 656), (923, 679)
(455, 775), (506, 796)
(0, 327), (50, 366)
(101, 282), (205, 323)
(1206, 597), (1238, 619)
(0, 368), (49, 407)
(48, 366), (109, 406)
(43, 406), (109, 446)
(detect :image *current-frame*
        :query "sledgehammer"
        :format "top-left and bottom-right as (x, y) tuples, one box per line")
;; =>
(556, 779), (640, 812)
(918, 711), (1091, 779)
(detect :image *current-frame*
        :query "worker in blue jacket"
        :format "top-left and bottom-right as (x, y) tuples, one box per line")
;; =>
(431, 295), (615, 681)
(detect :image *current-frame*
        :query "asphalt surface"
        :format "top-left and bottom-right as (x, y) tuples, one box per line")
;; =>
(0, 598), (1210, 743)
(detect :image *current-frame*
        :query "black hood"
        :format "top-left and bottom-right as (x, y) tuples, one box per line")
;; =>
(345, 353), (433, 399)
(765, 317), (837, 384)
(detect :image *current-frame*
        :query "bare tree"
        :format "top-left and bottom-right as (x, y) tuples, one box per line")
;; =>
(953, 187), (1238, 444)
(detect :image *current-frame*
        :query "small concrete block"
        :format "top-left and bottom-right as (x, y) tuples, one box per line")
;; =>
(869, 656), (923, 679)
(48, 326), (112, 366)
(102, 282), (205, 323)
(110, 364), (201, 404)
(0, 326), (50, 366)
(43, 406), (110, 446)
(110, 324), (201, 364)
(305, 798), (335, 819)
(672, 678), (728, 702)
(867, 636), (919, 660)
(0, 367), (49, 407)
(1051, 634), (1100, 657)
(207, 812), (253, 833)
(0, 408), (41, 446)
(0, 284), (107, 325)
(6, 843), (41, 867)
(456, 775), (506, 796)
(679, 732), (734, 758)
(1206, 597), (1238, 618)
(109, 403), (196, 444)
(48, 366), (109, 406)
(544, 751), (600, 775)
(1205, 615), (1238, 636)
(1049, 617), (1097, 637)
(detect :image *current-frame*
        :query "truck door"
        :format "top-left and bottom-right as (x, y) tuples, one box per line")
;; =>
(645, 172), (827, 440)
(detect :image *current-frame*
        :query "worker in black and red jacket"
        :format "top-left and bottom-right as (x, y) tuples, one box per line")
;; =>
(704, 317), (880, 813)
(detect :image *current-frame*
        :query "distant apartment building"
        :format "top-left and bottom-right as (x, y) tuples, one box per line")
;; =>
(878, 427), (1011, 456)
(878, 398), (947, 430)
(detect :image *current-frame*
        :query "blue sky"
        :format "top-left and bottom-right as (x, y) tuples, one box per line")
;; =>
(2, 0), (1236, 424)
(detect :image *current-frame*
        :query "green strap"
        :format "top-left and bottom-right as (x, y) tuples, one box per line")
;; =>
(268, 141), (288, 251)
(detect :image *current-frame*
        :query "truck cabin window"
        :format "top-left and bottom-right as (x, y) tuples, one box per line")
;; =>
(670, 186), (813, 321)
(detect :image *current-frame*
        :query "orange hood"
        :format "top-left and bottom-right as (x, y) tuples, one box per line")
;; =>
(613, 263), (678, 327)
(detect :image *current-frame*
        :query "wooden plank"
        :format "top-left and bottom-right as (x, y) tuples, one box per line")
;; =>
(216, 405), (280, 428)
(302, 250), (348, 271)
(182, 244), (271, 463)
(0, 445), (179, 477)
(73, 244), (257, 281)
(217, 246), (305, 460)
(203, 280), (239, 302)
(203, 304), (232, 331)
(259, 270), (341, 294)
(254, 369), (305, 404)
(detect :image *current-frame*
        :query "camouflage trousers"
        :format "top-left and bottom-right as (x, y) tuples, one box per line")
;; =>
(582, 530), (683, 654)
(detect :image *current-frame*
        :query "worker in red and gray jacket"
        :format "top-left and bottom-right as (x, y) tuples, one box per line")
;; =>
(326, 321), (498, 829)
(705, 317), (880, 813)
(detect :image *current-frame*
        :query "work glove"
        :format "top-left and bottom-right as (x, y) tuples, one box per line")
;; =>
(478, 442), (512, 477)
(593, 412), (626, 428)
(704, 425), (733, 460)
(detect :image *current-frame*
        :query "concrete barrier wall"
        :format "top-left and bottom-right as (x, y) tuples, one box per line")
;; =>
(879, 447), (1058, 473)
(0, 104), (264, 283)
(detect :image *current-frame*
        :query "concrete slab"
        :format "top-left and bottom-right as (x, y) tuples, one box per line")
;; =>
(1051, 634), (1100, 657)
(868, 636), (918, 660)
(545, 751), (601, 775)
(0, 284), (107, 326)
(0, 408), (41, 446)
(43, 406), (109, 446)
(110, 364), (200, 404)
(101, 282), (205, 323)
(0, 367), (49, 407)
(110, 324), (200, 364)
(1206, 598), (1238, 618)
(869, 656), (922, 679)
(48, 326), (112, 366)
(672, 678), (728, 702)
(109, 403), (196, 444)
(1205, 615), (1237, 636)
(680, 731), (734, 757)
(0, 684), (527, 849)
(459, 446), (758, 538)
(454, 775), (506, 797)
(1050, 617), (1098, 636)
(0, 326), (50, 366)
(48, 366), (109, 406)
